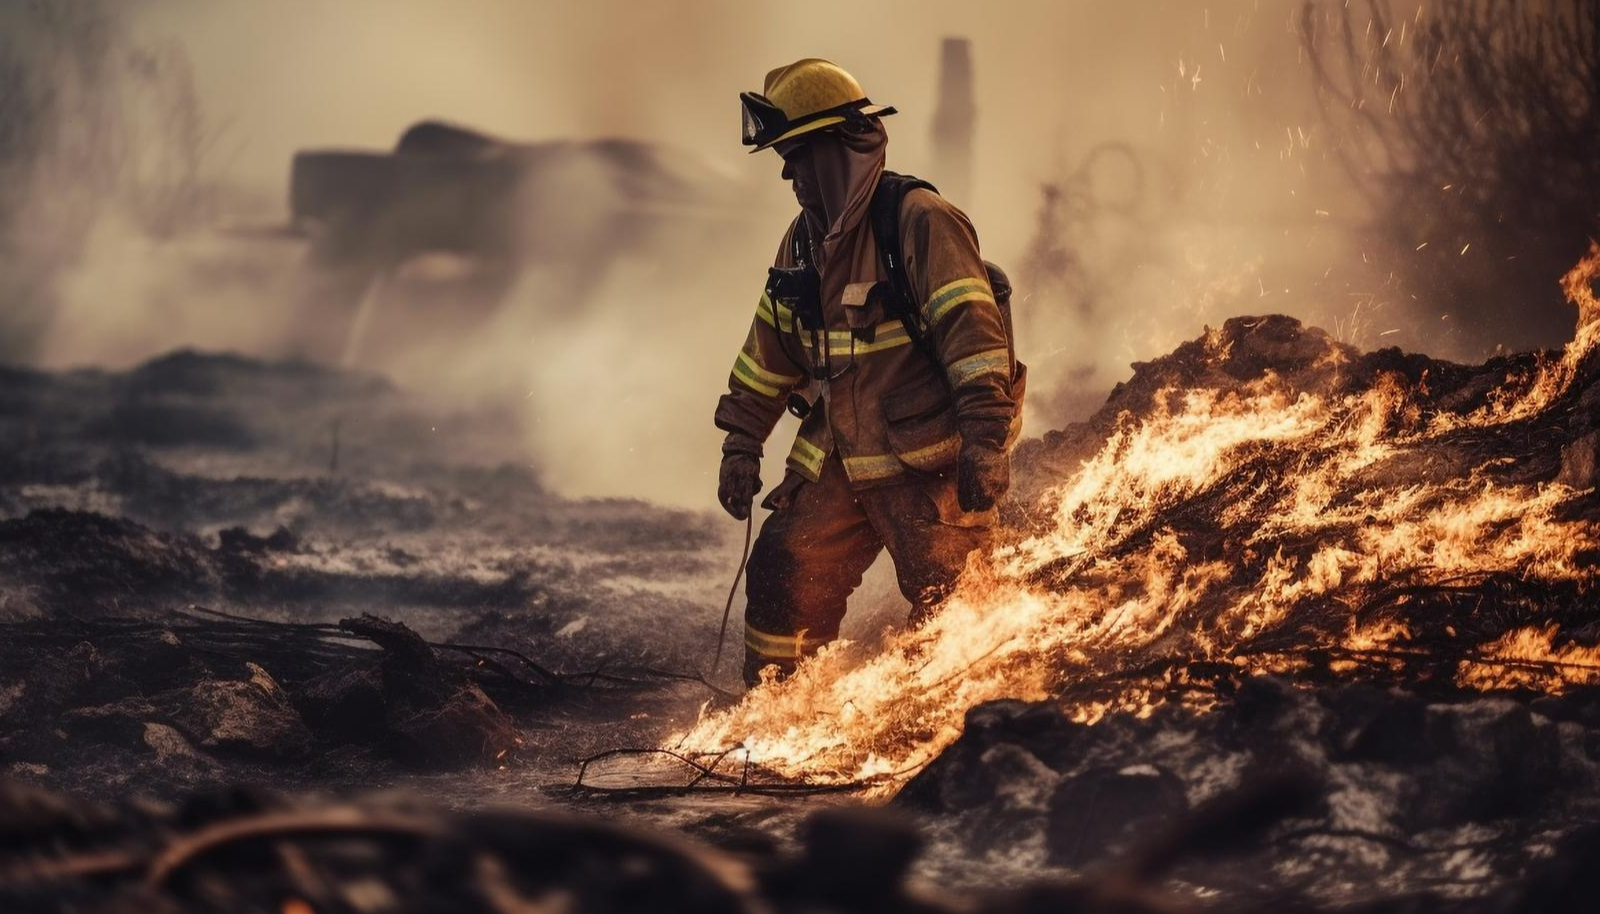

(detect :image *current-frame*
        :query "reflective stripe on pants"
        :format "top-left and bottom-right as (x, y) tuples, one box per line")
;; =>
(741, 453), (992, 687)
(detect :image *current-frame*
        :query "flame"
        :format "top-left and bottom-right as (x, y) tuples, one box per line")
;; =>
(1455, 625), (1600, 694)
(671, 248), (1600, 791)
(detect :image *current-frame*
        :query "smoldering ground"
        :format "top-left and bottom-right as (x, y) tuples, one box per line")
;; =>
(5, 0), (1592, 505)
(3, 4), (1600, 909)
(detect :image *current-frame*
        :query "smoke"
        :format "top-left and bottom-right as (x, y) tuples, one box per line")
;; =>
(0, 0), (1574, 506)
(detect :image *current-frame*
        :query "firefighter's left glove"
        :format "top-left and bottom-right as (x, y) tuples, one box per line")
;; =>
(718, 452), (763, 521)
(956, 419), (1011, 513)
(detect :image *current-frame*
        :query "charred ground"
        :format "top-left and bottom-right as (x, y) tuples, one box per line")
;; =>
(2, 303), (1598, 912)
(0, 350), (734, 804)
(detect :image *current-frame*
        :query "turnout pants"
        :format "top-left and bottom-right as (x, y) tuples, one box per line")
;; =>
(742, 453), (993, 686)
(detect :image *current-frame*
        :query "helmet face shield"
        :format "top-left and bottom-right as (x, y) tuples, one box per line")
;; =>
(740, 92), (789, 148)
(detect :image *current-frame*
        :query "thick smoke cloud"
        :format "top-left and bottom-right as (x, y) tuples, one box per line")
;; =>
(0, 0), (1571, 505)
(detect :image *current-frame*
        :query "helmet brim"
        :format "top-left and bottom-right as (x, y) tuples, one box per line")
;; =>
(749, 104), (896, 153)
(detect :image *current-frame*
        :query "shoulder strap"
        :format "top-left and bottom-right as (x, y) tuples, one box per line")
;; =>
(869, 171), (938, 358)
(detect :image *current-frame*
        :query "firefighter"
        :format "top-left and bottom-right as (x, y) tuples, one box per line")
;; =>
(715, 58), (1022, 687)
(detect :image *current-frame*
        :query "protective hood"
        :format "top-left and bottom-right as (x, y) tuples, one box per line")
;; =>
(786, 120), (887, 270)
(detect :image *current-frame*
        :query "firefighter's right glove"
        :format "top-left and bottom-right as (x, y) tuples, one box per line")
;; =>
(956, 419), (1011, 513)
(718, 452), (763, 521)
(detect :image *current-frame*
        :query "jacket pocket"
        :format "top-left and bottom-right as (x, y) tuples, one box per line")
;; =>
(884, 379), (961, 473)
(842, 280), (890, 334)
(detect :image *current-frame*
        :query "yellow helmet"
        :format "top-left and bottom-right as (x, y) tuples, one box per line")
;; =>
(740, 58), (896, 153)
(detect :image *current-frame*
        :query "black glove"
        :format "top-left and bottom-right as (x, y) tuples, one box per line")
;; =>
(718, 452), (763, 520)
(956, 419), (1011, 512)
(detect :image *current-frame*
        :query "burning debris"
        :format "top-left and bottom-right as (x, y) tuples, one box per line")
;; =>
(672, 244), (1600, 791)
(2, 234), (1597, 908)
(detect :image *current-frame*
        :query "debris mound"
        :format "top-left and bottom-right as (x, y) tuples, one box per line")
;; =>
(676, 245), (1600, 804)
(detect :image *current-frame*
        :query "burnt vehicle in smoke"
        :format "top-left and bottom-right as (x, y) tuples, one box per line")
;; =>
(285, 120), (756, 363)
(290, 120), (747, 271)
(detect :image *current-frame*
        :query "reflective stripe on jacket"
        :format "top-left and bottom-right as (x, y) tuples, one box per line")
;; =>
(715, 188), (1022, 488)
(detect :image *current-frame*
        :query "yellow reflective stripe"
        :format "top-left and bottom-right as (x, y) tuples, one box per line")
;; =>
(947, 348), (1011, 387)
(731, 356), (782, 397)
(734, 350), (801, 395)
(755, 293), (795, 332)
(798, 322), (911, 356)
(855, 324), (912, 353)
(899, 433), (961, 466)
(745, 624), (827, 659)
(842, 452), (905, 481)
(789, 434), (825, 477)
(925, 277), (994, 327)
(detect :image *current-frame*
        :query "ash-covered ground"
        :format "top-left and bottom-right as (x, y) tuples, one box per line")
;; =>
(0, 350), (746, 795)
(3, 306), (1598, 913)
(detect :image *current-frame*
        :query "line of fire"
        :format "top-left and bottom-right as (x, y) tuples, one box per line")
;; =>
(1, 2), (1597, 912)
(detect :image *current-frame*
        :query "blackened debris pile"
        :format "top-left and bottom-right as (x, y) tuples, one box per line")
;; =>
(0, 610), (533, 788)
(899, 677), (1600, 904)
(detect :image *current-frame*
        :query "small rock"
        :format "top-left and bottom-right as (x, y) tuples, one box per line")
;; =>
(776, 807), (923, 907)
(7, 761), (50, 779)
(1406, 701), (1562, 828)
(0, 680), (23, 719)
(895, 700), (1080, 815)
(1045, 765), (1189, 868)
(390, 682), (519, 768)
(295, 664), (388, 741)
(1328, 685), (1434, 764)
(173, 662), (312, 759)
(142, 721), (216, 769)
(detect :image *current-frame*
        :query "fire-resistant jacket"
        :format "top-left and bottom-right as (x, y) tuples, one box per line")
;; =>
(715, 188), (1023, 491)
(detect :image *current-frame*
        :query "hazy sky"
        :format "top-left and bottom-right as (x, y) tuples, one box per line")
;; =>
(131, 0), (1337, 258)
(41, 0), (1437, 503)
